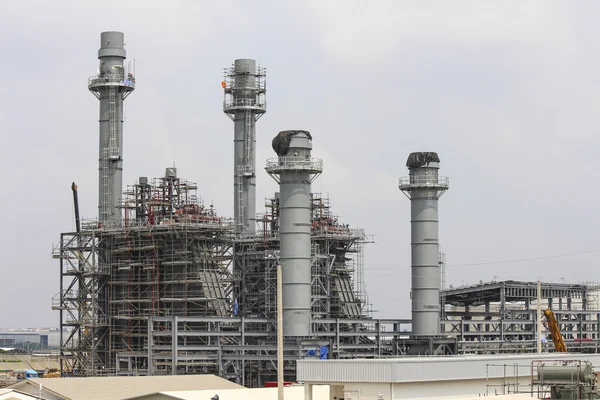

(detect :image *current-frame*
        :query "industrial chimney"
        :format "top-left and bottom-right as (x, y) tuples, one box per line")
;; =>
(88, 31), (135, 225)
(266, 131), (323, 337)
(399, 152), (449, 336)
(223, 59), (267, 233)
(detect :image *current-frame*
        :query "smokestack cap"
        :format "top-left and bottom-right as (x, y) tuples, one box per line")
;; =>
(98, 31), (126, 59)
(406, 152), (440, 168)
(165, 167), (177, 179)
(272, 130), (313, 156)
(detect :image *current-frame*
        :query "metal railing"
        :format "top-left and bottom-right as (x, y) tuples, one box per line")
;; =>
(223, 98), (266, 110)
(398, 175), (449, 189)
(265, 157), (324, 172)
(88, 74), (135, 90)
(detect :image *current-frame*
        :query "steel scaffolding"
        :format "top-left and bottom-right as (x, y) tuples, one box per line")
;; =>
(442, 280), (600, 354)
(53, 170), (234, 376)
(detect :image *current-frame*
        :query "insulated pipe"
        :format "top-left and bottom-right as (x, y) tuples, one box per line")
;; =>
(399, 152), (449, 336)
(266, 130), (323, 337)
(89, 31), (135, 225)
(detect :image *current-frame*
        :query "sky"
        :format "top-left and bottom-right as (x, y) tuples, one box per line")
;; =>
(1, 0), (599, 328)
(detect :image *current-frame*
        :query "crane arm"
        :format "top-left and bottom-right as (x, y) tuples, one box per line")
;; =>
(543, 308), (567, 352)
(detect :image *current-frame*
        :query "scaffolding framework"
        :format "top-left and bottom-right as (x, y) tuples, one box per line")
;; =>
(53, 171), (234, 375)
(442, 280), (600, 354)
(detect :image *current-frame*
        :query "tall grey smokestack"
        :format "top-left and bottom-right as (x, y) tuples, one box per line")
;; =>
(88, 31), (135, 225)
(266, 130), (323, 337)
(399, 152), (449, 336)
(223, 59), (267, 233)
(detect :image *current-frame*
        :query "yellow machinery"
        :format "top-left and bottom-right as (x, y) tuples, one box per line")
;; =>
(544, 308), (567, 352)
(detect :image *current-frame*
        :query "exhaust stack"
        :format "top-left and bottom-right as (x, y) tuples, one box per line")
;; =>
(399, 152), (449, 336)
(223, 59), (267, 233)
(88, 31), (135, 225)
(266, 130), (323, 337)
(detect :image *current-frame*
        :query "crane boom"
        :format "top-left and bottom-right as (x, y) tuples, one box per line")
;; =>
(543, 308), (567, 352)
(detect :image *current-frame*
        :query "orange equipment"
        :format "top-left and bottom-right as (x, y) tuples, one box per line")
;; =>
(543, 308), (567, 352)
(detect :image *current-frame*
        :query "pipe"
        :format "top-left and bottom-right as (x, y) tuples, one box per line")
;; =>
(277, 262), (284, 400)
(71, 182), (81, 233)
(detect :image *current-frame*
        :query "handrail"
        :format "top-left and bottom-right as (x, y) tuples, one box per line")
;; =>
(223, 98), (266, 109)
(88, 74), (135, 89)
(265, 157), (323, 171)
(398, 175), (449, 188)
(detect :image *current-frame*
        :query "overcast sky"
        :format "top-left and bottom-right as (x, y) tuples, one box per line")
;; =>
(1, 0), (599, 328)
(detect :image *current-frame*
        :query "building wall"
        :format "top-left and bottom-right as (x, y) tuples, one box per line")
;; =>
(341, 378), (520, 400)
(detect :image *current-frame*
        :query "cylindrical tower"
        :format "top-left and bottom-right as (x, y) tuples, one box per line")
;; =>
(399, 152), (449, 336)
(88, 31), (135, 225)
(266, 131), (323, 337)
(223, 59), (267, 233)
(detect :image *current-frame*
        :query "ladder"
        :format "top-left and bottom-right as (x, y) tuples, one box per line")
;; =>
(101, 85), (120, 221)
(108, 86), (119, 160)
(244, 110), (252, 174)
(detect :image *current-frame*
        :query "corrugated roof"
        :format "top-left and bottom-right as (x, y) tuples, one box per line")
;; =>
(9, 374), (242, 400)
(0, 363), (29, 372)
(297, 353), (600, 383)
(125, 384), (330, 400)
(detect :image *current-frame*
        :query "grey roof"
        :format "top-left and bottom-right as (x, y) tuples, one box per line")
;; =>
(297, 353), (600, 383)
(9, 374), (242, 400)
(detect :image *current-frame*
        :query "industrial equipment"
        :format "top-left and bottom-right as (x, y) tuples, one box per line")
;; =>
(266, 130), (323, 337)
(534, 360), (600, 399)
(223, 59), (266, 233)
(88, 31), (135, 225)
(399, 152), (449, 336)
(544, 309), (568, 353)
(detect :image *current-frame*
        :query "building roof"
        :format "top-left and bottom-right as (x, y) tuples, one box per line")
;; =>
(297, 353), (600, 383)
(0, 388), (40, 399)
(9, 374), (242, 400)
(124, 385), (329, 400)
(443, 279), (590, 306)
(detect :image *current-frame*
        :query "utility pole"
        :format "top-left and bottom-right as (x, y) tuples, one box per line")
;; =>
(537, 279), (542, 353)
(277, 262), (284, 400)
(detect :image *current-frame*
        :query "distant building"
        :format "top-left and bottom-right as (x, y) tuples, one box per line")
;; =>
(9, 374), (243, 400)
(0, 389), (39, 400)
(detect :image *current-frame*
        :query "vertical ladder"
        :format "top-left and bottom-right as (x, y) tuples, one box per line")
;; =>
(108, 86), (119, 160)
(237, 165), (244, 230)
(244, 109), (252, 173)
(102, 148), (109, 219)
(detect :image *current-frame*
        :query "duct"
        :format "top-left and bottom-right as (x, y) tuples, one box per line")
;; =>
(406, 152), (440, 168)
(272, 130), (313, 157)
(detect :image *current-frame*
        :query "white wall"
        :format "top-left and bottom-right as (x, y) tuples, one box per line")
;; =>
(339, 377), (522, 400)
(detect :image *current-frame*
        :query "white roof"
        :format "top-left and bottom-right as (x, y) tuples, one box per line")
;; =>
(0, 388), (39, 399)
(9, 374), (242, 400)
(297, 353), (600, 383)
(125, 384), (330, 400)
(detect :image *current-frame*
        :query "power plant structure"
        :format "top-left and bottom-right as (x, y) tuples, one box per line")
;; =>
(88, 31), (135, 226)
(399, 152), (449, 337)
(52, 31), (600, 387)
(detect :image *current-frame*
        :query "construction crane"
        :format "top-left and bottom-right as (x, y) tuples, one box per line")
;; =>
(544, 308), (567, 352)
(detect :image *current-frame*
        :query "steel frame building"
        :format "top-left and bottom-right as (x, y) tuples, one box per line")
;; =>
(52, 170), (234, 375)
(442, 280), (600, 354)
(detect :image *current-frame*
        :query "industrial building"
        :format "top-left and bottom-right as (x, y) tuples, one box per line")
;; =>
(9, 374), (242, 400)
(52, 31), (600, 387)
(297, 353), (600, 399)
